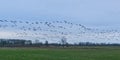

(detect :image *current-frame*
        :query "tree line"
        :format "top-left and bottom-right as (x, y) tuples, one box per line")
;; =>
(0, 38), (120, 47)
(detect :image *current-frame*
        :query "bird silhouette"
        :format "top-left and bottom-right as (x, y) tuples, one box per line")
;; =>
(0, 18), (119, 44)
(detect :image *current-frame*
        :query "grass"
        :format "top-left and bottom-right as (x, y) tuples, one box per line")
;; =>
(0, 46), (120, 60)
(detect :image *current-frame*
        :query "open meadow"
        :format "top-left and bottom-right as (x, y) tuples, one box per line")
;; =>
(0, 46), (120, 60)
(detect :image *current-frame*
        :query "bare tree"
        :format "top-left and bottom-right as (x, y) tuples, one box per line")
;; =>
(60, 36), (67, 47)
(45, 40), (49, 47)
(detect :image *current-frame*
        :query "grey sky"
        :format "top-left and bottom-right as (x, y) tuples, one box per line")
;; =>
(0, 0), (120, 26)
(1, 0), (120, 43)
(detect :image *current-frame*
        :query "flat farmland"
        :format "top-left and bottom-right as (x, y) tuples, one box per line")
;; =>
(0, 46), (120, 60)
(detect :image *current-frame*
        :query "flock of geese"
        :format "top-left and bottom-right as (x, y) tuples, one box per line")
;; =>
(0, 19), (120, 43)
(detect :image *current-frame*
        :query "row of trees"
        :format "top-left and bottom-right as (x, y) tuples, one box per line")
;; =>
(33, 41), (120, 47)
(0, 38), (120, 47)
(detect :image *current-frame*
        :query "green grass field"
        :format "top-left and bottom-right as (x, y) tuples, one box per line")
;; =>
(0, 46), (120, 60)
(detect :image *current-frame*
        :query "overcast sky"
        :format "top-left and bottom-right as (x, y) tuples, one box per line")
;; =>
(0, 0), (120, 26)
(0, 0), (120, 43)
